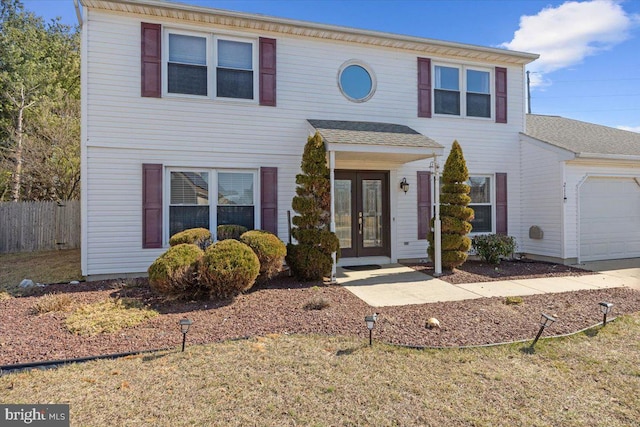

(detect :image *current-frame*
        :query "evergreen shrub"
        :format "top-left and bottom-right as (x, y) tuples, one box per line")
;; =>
(199, 239), (260, 299)
(169, 228), (212, 249)
(472, 234), (516, 265)
(148, 244), (204, 299)
(217, 224), (248, 241)
(240, 230), (287, 281)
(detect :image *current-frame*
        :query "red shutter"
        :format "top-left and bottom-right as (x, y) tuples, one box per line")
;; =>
(141, 23), (161, 98)
(260, 167), (278, 234)
(417, 171), (432, 239)
(142, 164), (163, 248)
(495, 67), (507, 123)
(417, 57), (432, 118)
(495, 173), (508, 234)
(259, 37), (276, 106)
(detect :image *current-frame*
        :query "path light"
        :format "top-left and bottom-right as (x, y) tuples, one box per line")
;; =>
(599, 302), (613, 326)
(530, 313), (555, 349)
(400, 177), (409, 194)
(179, 318), (193, 352)
(365, 313), (378, 346)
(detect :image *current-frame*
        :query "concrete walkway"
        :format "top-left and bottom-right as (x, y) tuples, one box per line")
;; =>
(338, 260), (639, 307)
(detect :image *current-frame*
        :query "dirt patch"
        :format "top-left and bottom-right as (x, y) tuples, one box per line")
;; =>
(2, 261), (639, 366)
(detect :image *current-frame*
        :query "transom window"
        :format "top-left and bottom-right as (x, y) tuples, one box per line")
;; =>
(338, 61), (376, 102)
(168, 170), (256, 241)
(434, 64), (491, 118)
(166, 31), (256, 100)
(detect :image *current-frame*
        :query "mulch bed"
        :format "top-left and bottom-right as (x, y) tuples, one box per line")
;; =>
(1, 260), (639, 366)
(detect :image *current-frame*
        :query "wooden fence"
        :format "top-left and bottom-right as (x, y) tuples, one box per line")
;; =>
(0, 200), (81, 253)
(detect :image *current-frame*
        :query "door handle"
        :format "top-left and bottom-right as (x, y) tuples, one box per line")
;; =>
(358, 212), (363, 234)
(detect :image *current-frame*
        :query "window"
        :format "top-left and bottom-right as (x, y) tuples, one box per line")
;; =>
(468, 176), (492, 232)
(165, 31), (257, 100)
(338, 61), (376, 102)
(434, 64), (491, 118)
(217, 172), (255, 230)
(169, 171), (210, 237)
(168, 33), (208, 96)
(216, 39), (254, 99)
(167, 170), (256, 241)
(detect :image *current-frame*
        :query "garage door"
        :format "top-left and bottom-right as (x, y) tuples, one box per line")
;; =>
(579, 177), (640, 261)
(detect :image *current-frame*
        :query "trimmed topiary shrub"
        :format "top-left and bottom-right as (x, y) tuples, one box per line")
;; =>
(217, 224), (248, 241)
(472, 234), (516, 265)
(287, 132), (340, 281)
(148, 244), (205, 299)
(199, 239), (260, 299)
(240, 230), (287, 281)
(169, 228), (212, 249)
(428, 140), (473, 269)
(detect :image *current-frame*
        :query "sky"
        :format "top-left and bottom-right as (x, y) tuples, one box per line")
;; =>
(23, 0), (640, 132)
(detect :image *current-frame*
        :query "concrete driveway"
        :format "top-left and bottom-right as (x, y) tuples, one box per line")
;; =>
(576, 258), (640, 291)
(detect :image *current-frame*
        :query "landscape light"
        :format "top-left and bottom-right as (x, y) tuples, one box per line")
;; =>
(530, 313), (555, 349)
(599, 302), (613, 326)
(179, 318), (193, 352)
(364, 314), (378, 346)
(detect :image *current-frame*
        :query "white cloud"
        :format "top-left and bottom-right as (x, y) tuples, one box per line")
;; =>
(617, 125), (640, 133)
(501, 1), (639, 86)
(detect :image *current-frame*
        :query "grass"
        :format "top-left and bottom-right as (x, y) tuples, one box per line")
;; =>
(1, 314), (638, 426)
(65, 298), (159, 336)
(0, 249), (82, 295)
(31, 293), (74, 314)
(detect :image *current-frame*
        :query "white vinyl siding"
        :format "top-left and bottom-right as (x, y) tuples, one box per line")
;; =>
(82, 10), (527, 276)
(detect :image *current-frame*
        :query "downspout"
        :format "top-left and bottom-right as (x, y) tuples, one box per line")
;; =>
(329, 150), (337, 284)
(433, 158), (442, 276)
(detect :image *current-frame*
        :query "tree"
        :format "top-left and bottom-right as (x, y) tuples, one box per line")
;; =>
(428, 140), (474, 269)
(0, 0), (80, 201)
(286, 132), (340, 281)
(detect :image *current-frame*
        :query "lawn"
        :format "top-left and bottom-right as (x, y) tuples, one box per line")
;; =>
(1, 314), (639, 426)
(0, 249), (82, 294)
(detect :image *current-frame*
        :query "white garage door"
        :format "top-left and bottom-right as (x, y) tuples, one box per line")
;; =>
(579, 177), (640, 261)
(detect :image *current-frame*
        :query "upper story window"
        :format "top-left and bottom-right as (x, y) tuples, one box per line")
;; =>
(434, 64), (491, 118)
(338, 60), (376, 103)
(165, 31), (257, 100)
(216, 39), (254, 100)
(168, 33), (208, 96)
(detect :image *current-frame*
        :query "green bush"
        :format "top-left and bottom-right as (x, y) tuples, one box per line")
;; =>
(286, 243), (332, 282)
(217, 224), (248, 241)
(199, 239), (260, 299)
(471, 234), (516, 265)
(148, 244), (205, 299)
(169, 228), (212, 249)
(240, 230), (287, 281)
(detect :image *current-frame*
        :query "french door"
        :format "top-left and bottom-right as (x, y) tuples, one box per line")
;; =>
(334, 171), (390, 258)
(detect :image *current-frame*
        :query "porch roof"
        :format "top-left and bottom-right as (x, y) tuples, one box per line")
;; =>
(307, 119), (444, 164)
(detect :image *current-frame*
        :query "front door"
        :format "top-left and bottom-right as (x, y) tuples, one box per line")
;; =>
(335, 171), (390, 258)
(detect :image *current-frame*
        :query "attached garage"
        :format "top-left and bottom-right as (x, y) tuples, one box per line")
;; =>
(522, 114), (640, 264)
(579, 176), (640, 261)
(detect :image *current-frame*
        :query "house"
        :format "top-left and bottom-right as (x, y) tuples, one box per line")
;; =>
(77, 0), (562, 280)
(521, 114), (640, 263)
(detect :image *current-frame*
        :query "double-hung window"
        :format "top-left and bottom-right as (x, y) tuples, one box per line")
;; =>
(168, 170), (256, 241)
(165, 31), (256, 100)
(468, 176), (492, 233)
(216, 39), (255, 100)
(434, 64), (491, 118)
(167, 33), (208, 96)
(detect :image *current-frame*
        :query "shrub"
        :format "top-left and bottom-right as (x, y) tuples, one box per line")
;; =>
(65, 298), (158, 336)
(472, 234), (516, 265)
(240, 230), (287, 281)
(31, 293), (73, 314)
(286, 243), (333, 282)
(169, 228), (212, 249)
(217, 224), (248, 241)
(199, 239), (260, 299)
(303, 295), (331, 310)
(288, 132), (340, 281)
(428, 140), (473, 269)
(148, 244), (205, 299)
(505, 296), (524, 305)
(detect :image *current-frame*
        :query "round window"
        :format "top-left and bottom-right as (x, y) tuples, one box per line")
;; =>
(338, 61), (375, 102)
